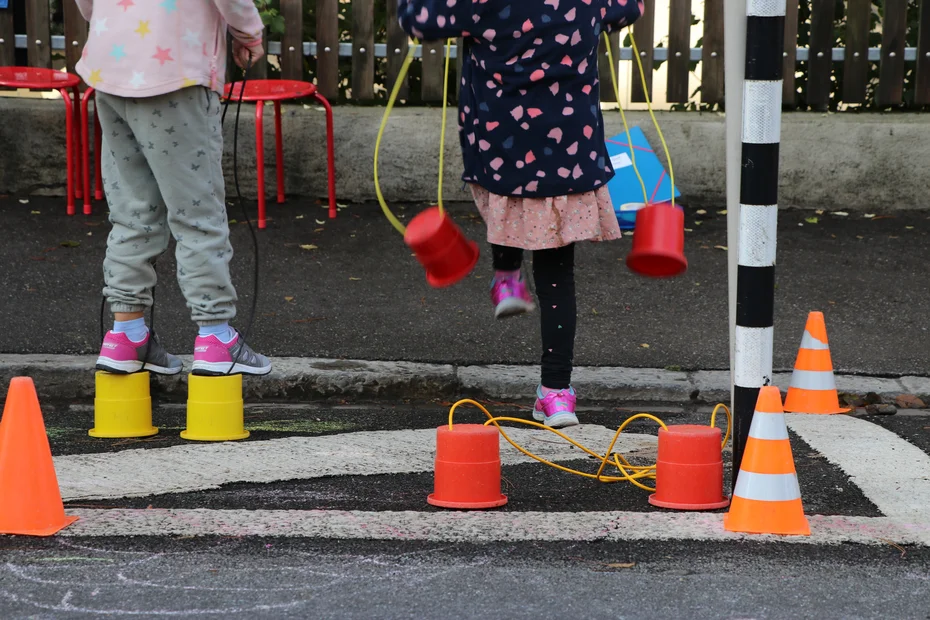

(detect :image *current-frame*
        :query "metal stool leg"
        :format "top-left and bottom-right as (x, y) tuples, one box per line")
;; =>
(59, 88), (75, 216)
(274, 101), (285, 204)
(72, 86), (83, 202)
(94, 103), (103, 201)
(314, 93), (337, 220)
(255, 101), (267, 229)
(81, 88), (92, 215)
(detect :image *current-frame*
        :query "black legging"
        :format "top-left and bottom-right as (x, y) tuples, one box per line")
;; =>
(492, 243), (576, 389)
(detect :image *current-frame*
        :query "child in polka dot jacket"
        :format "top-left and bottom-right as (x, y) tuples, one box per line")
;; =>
(75, 0), (273, 377)
(398, 0), (643, 428)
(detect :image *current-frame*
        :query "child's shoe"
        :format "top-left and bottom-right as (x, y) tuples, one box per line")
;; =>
(533, 385), (579, 428)
(96, 330), (183, 376)
(490, 271), (535, 319)
(191, 331), (272, 376)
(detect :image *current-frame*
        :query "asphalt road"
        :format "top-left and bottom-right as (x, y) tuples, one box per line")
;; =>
(1, 399), (928, 618)
(1, 197), (928, 375)
(1, 537), (928, 619)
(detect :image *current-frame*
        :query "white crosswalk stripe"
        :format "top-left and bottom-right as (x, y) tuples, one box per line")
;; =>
(49, 415), (930, 547)
(786, 414), (930, 520)
(55, 425), (657, 501)
(61, 508), (930, 546)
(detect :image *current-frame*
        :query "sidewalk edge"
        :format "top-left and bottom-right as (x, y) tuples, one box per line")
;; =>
(0, 355), (924, 404)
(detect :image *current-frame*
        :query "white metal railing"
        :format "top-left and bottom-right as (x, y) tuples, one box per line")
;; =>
(9, 34), (925, 63)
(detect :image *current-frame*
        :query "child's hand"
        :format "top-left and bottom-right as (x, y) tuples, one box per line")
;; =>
(233, 40), (264, 70)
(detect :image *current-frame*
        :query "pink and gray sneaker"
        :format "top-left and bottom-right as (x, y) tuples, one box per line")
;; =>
(491, 271), (535, 319)
(533, 385), (579, 428)
(96, 330), (183, 376)
(191, 331), (272, 376)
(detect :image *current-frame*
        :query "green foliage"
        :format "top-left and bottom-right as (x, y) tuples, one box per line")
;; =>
(252, 0), (399, 103)
(254, 0), (287, 37)
(793, 0), (924, 109)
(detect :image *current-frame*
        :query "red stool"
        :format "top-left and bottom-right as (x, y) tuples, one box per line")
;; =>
(0, 68), (83, 215)
(223, 79), (336, 229)
(80, 87), (104, 215)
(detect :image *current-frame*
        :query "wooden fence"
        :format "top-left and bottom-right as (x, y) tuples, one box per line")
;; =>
(1, 0), (929, 108)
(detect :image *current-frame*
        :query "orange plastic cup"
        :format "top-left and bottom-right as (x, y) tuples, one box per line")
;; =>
(648, 424), (730, 510)
(626, 203), (688, 278)
(427, 424), (508, 509)
(404, 207), (480, 288)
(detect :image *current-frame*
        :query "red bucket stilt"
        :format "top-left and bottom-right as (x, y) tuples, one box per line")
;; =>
(648, 424), (729, 511)
(427, 424), (507, 509)
(404, 207), (479, 288)
(626, 203), (688, 278)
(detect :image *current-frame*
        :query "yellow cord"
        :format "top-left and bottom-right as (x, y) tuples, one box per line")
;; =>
(374, 41), (417, 235)
(437, 38), (452, 218)
(447, 399), (731, 493)
(603, 31), (677, 208)
(374, 38), (455, 234)
(603, 34), (649, 207)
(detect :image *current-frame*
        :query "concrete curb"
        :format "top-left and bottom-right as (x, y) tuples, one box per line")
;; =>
(1, 354), (928, 404)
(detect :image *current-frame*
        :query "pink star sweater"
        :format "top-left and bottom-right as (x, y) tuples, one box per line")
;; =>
(75, 0), (264, 98)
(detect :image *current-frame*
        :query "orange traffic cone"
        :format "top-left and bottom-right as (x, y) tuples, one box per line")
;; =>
(724, 386), (810, 536)
(0, 378), (78, 536)
(783, 312), (850, 415)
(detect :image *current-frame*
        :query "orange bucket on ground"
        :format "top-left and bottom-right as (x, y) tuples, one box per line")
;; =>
(626, 203), (687, 278)
(648, 424), (730, 510)
(404, 207), (479, 288)
(427, 424), (508, 509)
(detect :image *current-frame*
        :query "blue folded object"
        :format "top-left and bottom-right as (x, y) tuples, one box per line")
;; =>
(606, 127), (681, 229)
(0, 1), (9, 9)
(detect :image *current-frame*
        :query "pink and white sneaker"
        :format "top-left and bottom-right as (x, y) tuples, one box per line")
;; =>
(491, 272), (535, 319)
(96, 331), (183, 376)
(533, 385), (579, 428)
(191, 331), (272, 376)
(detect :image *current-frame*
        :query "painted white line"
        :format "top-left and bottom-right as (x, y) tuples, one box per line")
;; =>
(60, 508), (930, 546)
(55, 426), (657, 501)
(786, 414), (930, 520)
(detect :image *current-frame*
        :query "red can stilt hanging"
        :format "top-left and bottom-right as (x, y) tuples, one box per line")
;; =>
(374, 39), (479, 288)
(404, 207), (480, 288)
(626, 202), (688, 278)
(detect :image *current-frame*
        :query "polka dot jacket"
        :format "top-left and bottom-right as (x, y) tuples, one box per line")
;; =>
(397, 0), (644, 199)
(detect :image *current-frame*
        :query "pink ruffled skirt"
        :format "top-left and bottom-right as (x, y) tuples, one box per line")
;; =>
(470, 184), (622, 250)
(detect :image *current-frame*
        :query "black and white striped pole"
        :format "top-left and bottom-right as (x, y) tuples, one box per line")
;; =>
(731, 0), (785, 486)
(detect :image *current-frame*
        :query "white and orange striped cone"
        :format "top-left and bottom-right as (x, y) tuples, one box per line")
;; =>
(783, 312), (850, 415)
(724, 386), (810, 536)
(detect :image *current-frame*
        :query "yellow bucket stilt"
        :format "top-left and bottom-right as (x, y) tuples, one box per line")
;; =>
(181, 374), (249, 441)
(90, 371), (158, 438)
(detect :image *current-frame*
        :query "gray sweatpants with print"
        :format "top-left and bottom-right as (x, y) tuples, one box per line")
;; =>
(96, 87), (236, 326)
